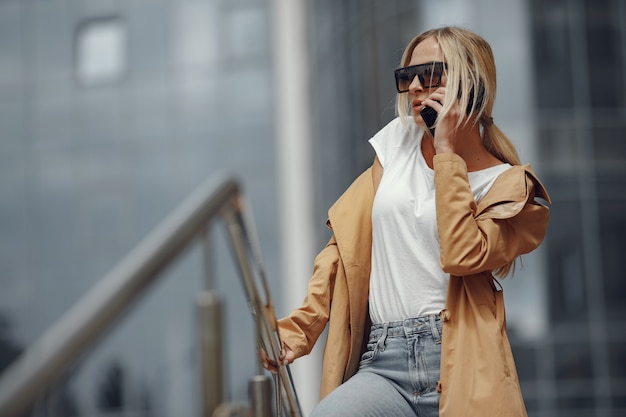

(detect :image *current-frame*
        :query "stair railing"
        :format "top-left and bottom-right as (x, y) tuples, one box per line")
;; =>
(0, 172), (302, 417)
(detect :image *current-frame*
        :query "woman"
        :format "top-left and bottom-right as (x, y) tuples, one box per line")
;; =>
(264, 26), (550, 417)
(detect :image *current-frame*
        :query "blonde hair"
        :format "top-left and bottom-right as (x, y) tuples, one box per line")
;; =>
(397, 26), (520, 277)
(396, 26), (521, 167)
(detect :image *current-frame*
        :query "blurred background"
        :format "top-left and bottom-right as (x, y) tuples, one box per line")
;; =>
(0, 0), (625, 416)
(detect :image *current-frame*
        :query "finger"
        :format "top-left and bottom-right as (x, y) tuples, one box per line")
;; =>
(427, 87), (446, 98)
(279, 351), (289, 367)
(264, 357), (280, 373)
(259, 347), (278, 372)
(284, 350), (296, 365)
(426, 93), (445, 105)
(423, 98), (444, 110)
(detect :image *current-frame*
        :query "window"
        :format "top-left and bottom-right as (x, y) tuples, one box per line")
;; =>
(75, 17), (127, 85)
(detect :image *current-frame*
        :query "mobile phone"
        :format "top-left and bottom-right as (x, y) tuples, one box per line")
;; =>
(420, 106), (438, 136)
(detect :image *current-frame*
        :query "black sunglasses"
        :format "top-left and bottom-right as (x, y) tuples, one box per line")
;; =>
(394, 62), (447, 93)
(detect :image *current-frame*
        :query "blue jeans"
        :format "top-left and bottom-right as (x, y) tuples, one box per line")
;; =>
(311, 315), (442, 417)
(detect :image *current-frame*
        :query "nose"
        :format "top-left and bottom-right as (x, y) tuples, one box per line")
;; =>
(408, 75), (423, 92)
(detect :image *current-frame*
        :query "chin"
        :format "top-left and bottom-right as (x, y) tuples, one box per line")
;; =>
(412, 114), (425, 127)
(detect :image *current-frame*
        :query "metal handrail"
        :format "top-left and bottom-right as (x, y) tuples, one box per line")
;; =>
(0, 172), (302, 417)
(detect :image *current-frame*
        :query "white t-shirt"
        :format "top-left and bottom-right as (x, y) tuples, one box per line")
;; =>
(368, 117), (511, 323)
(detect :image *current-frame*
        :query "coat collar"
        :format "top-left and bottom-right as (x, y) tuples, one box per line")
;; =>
(476, 164), (551, 220)
(326, 167), (375, 266)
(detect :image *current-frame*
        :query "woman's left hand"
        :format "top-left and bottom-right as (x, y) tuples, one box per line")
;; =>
(260, 342), (295, 373)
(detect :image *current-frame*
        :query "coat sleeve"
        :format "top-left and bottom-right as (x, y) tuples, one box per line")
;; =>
(433, 153), (550, 276)
(277, 235), (339, 358)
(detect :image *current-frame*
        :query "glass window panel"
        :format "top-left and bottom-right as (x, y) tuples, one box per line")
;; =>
(612, 393), (626, 410)
(599, 202), (626, 321)
(522, 398), (540, 414)
(531, 0), (574, 109)
(76, 17), (127, 85)
(538, 123), (579, 173)
(510, 343), (537, 382)
(586, 26), (624, 107)
(545, 198), (588, 322)
(554, 343), (593, 379)
(608, 342), (626, 379)
(592, 124), (626, 168)
(583, 0), (625, 107)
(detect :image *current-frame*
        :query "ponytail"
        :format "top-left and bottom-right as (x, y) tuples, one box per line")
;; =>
(482, 117), (521, 278)
(481, 117), (520, 166)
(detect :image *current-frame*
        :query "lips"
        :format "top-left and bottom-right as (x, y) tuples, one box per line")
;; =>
(412, 99), (424, 110)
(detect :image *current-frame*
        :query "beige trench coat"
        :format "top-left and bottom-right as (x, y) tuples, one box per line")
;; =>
(278, 153), (550, 416)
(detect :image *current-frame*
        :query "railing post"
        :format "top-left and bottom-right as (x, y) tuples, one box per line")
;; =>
(197, 290), (224, 417)
(249, 375), (272, 417)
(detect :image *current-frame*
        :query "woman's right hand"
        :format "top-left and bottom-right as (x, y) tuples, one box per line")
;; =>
(261, 342), (295, 372)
